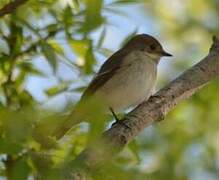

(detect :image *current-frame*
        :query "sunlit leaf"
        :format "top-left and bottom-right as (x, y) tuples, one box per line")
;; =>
(10, 22), (23, 55)
(47, 39), (64, 55)
(45, 82), (71, 96)
(69, 39), (97, 72)
(72, 0), (80, 11)
(69, 39), (89, 58)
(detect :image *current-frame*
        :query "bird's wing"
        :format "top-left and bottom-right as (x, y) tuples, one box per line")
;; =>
(81, 49), (126, 100)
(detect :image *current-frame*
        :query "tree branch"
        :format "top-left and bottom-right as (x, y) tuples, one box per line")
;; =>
(66, 36), (219, 178)
(0, 0), (28, 17)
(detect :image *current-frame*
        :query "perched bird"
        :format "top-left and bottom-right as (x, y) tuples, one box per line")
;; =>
(53, 34), (172, 138)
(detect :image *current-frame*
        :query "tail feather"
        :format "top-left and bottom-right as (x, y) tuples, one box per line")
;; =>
(52, 110), (82, 139)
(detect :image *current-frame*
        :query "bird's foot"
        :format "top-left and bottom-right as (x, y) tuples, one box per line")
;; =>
(111, 118), (131, 130)
(109, 108), (130, 129)
(109, 107), (120, 122)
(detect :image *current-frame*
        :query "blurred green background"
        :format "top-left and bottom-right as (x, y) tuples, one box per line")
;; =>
(0, 0), (219, 179)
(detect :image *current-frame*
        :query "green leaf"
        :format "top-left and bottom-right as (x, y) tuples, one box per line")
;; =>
(45, 82), (71, 96)
(97, 47), (114, 57)
(10, 22), (24, 55)
(82, 0), (104, 33)
(84, 45), (96, 74)
(120, 28), (138, 47)
(46, 24), (59, 35)
(17, 61), (46, 77)
(41, 42), (57, 73)
(0, 137), (23, 155)
(47, 39), (64, 55)
(0, 109), (34, 153)
(69, 39), (89, 58)
(70, 85), (87, 93)
(15, 62), (45, 90)
(9, 157), (30, 180)
(69, 39), (96, 72)
(72, 0), (80, 10)
(63, 5), (74, 27)
(97, 26), (106, 48)
(110, 0), (143, 5)
(19, 90), (35, 107)
(128, 140), (140, 163)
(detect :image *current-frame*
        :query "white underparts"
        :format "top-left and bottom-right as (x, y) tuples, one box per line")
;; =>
(95, 51), (158, 112)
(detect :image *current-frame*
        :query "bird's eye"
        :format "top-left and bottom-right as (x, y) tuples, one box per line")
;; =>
(150, 44), (156, 50)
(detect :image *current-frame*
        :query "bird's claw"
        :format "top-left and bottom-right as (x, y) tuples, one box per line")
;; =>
(109, 107), (120, 122)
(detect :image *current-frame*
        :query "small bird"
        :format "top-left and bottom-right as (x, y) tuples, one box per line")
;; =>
(54, 34), (172, 138)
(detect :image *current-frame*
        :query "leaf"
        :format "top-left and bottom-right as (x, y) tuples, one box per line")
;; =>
(69, 39), (97, 73)
(0, 137), (22, 155)
(128, 140), (140, 163)
(63, 5), (74, 27)
(97, 47), (114, 57)
(41, 42), (57, 73)
(45, 82), (71, 97)
(70, 85), (87, 93)
(9, 157), (30, 180)
(19, 90), (35, 107)
(69, 39), (89, 57)
(84, 45), (96, 74)
(47, 39), (64, 55)
(72, 0), (80, 10)
(120, 28), (138, 47)
(0, 109), (34, 150)
(18, 61), (46, 77)
(97, 26), (106, 48)
(110, 0), (143, 5)
(82, 0), (104, 33)
(46, 24), (59, 34)
(9, 22), (23, 55)
(16, 62), (45, 90)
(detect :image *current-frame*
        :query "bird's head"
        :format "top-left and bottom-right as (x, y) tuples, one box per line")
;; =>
(123, 34), (172, 61)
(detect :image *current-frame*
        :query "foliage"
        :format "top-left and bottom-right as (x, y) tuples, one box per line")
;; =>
(0, 0), (218, 179)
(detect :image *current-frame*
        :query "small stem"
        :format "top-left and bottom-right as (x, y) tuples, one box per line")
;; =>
(0, 0), (29, 17)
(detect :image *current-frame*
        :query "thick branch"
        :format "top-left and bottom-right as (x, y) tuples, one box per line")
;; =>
(0, 0), (28, 17)
(67, 36), (219, 178)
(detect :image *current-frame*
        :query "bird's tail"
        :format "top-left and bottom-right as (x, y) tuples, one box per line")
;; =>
(52, 97), (106, 139)
(32, 110), (82, 148)
(52, 108), (82, 139)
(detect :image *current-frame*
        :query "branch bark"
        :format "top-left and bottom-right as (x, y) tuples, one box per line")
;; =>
(65, 36), (219, 179)
(0, 0), (28, 17)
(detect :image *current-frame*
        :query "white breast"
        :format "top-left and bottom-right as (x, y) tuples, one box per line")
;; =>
(96, 51), (158, 112)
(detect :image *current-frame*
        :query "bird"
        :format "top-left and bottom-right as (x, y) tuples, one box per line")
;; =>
(53, 34), (172, 139)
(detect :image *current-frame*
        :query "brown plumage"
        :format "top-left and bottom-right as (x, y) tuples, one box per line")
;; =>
(53, 34), (172, 138)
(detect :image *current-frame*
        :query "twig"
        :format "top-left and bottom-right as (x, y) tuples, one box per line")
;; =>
(66, 36), (219, 178)
(0, 0), (29, 17)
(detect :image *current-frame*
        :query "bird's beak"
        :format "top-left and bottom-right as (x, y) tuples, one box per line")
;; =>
(161, 50), (173, 57)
